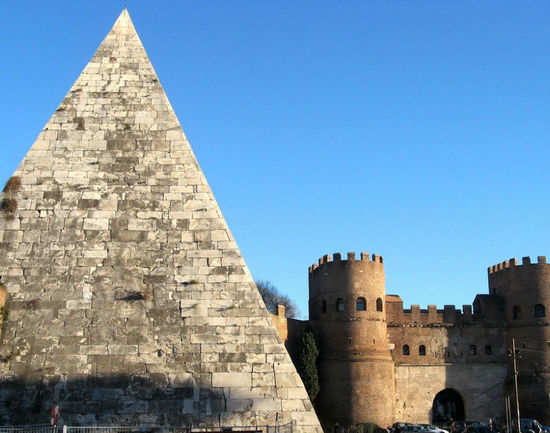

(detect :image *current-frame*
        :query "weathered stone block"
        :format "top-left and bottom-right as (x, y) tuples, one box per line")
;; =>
(83, 218), (109, 230)
(212, 372), (251, 388)
(282, 399), (306, 411)
(227, 398), (253, 412)
(252, 398), (281, 411)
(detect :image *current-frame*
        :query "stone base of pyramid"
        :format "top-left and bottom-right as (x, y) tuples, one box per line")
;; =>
(0, 377), (313, 428)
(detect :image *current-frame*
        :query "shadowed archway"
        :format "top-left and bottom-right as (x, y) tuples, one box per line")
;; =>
(432, 388), (465, 424)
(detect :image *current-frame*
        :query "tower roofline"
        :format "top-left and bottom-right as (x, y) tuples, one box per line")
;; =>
(309, 251), (383, 273)
(488, 255), (548, 274)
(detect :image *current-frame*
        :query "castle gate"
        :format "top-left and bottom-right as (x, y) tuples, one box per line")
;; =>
(432, 389), (465, 424)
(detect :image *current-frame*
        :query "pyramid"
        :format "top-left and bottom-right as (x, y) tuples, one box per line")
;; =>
(0, 10), (321, 432)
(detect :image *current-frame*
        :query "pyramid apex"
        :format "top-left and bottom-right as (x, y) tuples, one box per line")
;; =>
(111, 8), (137, 35)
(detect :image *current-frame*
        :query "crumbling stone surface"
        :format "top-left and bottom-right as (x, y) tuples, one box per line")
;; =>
(0, 10), (321, 432)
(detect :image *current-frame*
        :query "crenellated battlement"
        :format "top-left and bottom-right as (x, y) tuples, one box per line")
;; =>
(488, 256), (548, 274)
(308, 252), (383, 273)
(386, 296), (478, 325)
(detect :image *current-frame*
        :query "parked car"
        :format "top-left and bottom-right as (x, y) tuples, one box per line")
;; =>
(466, 423), (490, 433)
(418, 424), (450, 433)
(452, 420), (485, 433)
(400, 425), (423, 433)
(395, 424), (447, 433)
(391, 423), (416, 433)
(516, 418), (547, 433)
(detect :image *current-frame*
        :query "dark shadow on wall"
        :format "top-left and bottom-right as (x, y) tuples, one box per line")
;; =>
(315, 358), (353, 427)
(284, 318), (309, 363)
(0, 375), (257, 427)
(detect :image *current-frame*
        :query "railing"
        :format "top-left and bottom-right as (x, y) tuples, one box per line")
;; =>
(0, 423), (293, 433)
(0, 425), (61, 433)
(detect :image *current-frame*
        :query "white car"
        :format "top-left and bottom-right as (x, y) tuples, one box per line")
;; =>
(419, 424), (450, 433)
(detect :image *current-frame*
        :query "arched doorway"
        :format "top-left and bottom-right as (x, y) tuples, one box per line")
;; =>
(432, 388), (465, 424)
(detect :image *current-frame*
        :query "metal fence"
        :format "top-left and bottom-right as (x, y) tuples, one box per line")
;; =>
(0, 423), (293, 433)
(0, 425), (60, 433)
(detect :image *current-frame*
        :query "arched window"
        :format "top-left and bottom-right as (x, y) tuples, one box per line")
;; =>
(356, 297), (366, 311)
(535, 304), (546, 318)
(336, 298), (344, 312)
(403, 344), (410, 356)
(321, 300), (327, 313)
(470, 345), (477, 355)
(485, 345), (492, 355)
(419, 345), (426, 356)
(376, 297), (383, 312)
(513, 305), (521, 320)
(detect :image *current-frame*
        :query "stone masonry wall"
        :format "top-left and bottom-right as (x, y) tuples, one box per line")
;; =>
(394, 364), (507, 424)
(0, 10), (321, 432)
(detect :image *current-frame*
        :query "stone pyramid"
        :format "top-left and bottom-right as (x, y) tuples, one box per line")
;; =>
(0, 10), (321, 432)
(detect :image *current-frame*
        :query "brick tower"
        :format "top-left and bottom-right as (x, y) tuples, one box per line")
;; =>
(309, 252), (394, 428)
(0, 10), (321, 431)
(488, 256), (550, 424)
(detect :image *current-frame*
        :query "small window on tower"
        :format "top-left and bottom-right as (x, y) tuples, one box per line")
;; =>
(513, 305), (521, 320)
(419, 345), (426, 356)
(485, 345), (492, 355)
(403, 344), (410, 356)
(376, 297), (383, 312)
(321, 300), (327, 313)
(336, 298), (344, 312)
(535, 304), (546, 318)
(356, 297), (366, 311)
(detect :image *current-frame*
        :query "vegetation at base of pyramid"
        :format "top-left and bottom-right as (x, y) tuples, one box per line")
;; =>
(0, 10), (321, 432)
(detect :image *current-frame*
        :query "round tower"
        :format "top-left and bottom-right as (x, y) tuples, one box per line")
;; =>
(309, 252), (394, 428)
(488, 256), (550, 423)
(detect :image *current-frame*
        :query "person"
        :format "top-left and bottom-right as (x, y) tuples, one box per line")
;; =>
(50, 403), (60, 429)
(450, 419), (456, 433)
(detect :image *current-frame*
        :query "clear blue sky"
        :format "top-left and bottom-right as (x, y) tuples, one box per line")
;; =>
(2, 1), (550, 319)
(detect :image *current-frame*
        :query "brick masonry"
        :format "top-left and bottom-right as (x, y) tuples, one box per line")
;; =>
(273, 253), (550, 427)
(0, 10), (321, 432)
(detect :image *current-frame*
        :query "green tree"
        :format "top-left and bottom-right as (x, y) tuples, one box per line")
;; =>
(295, 329), (320, 402)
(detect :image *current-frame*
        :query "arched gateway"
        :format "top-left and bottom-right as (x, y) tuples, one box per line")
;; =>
(432, 388), (465, 424)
